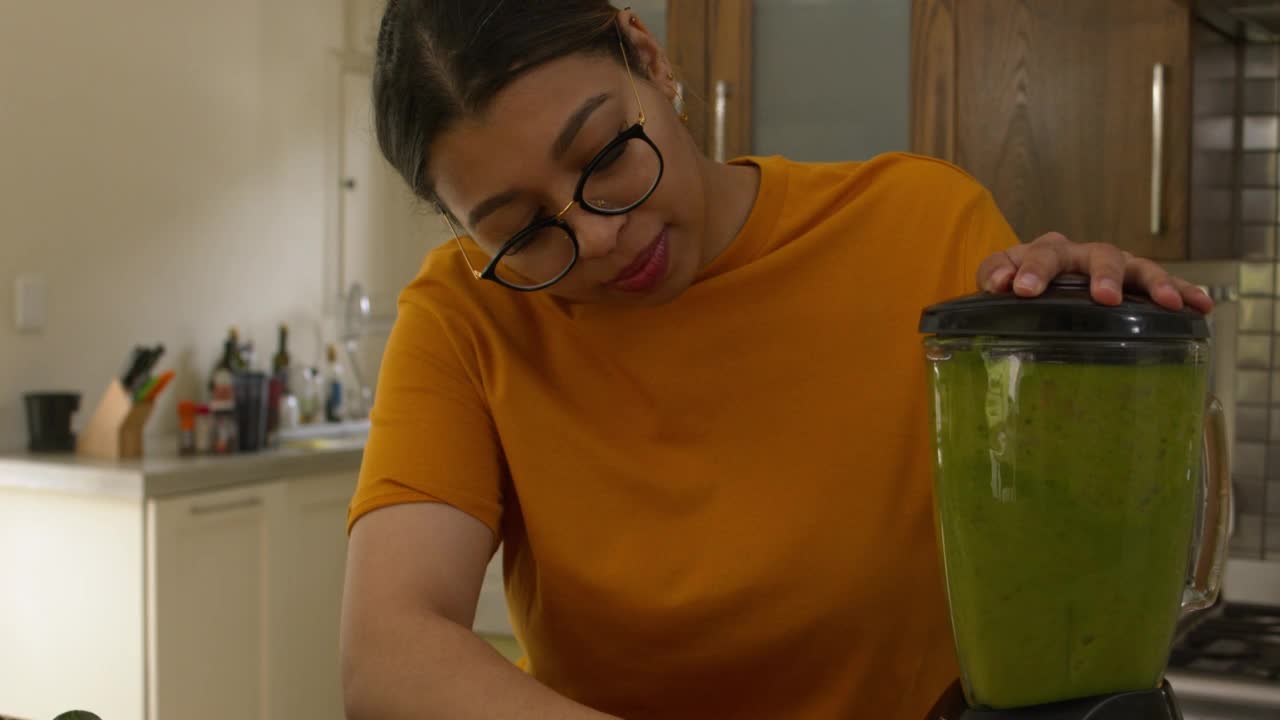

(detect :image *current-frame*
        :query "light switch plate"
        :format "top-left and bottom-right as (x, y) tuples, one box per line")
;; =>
(15, 275), (47, 332)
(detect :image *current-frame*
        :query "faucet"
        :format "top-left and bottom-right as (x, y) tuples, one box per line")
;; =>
(342, 283), (374, 419)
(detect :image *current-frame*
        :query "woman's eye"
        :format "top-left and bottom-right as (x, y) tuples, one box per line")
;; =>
(501, 212), (547, 255)
(505, 232), (536, 256)
(594, 141), (626, 171)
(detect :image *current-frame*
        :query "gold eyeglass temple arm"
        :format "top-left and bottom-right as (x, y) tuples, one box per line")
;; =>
(441, 211), (483, 279)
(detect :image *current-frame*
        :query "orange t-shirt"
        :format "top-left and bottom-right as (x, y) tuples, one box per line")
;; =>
(348, 153), (1019, 719)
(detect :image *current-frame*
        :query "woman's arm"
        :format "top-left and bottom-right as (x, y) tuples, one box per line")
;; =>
(341, 502), (620, 720)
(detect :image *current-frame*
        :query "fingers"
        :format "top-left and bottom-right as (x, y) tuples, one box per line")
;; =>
(1083, 244), (1127, 306)
(1010, 232), (1072, 297)
(972, 231), (1212, 314)
(1123, 257), (1183, 310)
(977, 251), (1018, 293)
(1171, 276), (1215, 314)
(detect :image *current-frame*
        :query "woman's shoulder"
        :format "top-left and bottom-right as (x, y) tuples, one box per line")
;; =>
(772, 151), (989, 204)
(737, 152), (1014, 288)
(742, 152), (994, 243)
(394, 239), (536, 336)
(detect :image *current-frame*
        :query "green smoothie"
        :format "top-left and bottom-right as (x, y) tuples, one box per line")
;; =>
(926, 339), (1205, 709)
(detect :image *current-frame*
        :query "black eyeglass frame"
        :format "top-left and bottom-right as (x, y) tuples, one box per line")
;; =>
(482, 126), (664, 291)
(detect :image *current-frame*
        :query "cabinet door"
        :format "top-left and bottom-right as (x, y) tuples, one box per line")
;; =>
(473, 548), (513, 636)
(666, 1), (753, 159)
(148, 482), (286, 720)
(913, 0), (1192, 259)
(631, 0), (668, 43)
(665, 1), (911, 162)
(346, 0), (382, 56)
(751, 0), (911, 161)
(269, 473), (357, 720)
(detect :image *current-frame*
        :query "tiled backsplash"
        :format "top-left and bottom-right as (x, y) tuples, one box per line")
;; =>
(1194, 28), (1280, 558)
(1232, 258), (1280, 558)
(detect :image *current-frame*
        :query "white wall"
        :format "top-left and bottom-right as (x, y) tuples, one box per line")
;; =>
(0, 0), (346, 452)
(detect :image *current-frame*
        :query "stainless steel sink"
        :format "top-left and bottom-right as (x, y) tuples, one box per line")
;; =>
(276, 420), (369, 451)
(278, 436), (365, 452)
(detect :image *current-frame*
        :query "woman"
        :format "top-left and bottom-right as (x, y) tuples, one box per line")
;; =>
(339, 2), (1213, 719)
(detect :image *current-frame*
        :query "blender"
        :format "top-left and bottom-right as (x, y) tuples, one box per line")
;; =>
(917, 275), (1231, 720)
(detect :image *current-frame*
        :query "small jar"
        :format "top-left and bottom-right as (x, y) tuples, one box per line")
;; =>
(177, 401), (198, 456)
(194, 404), (213, 455)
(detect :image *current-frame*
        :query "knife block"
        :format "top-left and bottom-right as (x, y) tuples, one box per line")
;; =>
(76, 379), (155, 461)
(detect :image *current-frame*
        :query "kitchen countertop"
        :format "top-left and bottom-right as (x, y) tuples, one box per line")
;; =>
(1168, 669), (1280, 718)
(0, 433), (366, 501)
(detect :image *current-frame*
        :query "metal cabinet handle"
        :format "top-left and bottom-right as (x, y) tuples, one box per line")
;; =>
(189, 496), (263, 516)
(714, 80), (731, 163)
(1151, 63), (1166, 236)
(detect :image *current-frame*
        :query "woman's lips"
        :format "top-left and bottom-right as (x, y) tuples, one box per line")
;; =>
(609, 228), (670, 293)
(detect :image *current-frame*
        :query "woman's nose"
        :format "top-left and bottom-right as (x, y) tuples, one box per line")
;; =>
(566, 206), (625, 261)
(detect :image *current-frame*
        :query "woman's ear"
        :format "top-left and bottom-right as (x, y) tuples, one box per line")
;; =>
(618, 9), (677, 100)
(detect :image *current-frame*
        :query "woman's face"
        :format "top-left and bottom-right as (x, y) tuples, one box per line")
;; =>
(428, 19), (709, 306)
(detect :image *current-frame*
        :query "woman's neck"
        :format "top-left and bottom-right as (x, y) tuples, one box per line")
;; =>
(697, 153), (761, 270)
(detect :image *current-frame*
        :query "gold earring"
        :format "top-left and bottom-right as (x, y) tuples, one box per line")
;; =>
(666, 71), (674, 80)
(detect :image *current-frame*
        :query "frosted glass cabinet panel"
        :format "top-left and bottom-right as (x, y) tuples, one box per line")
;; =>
(657, 1), (911, 161)
(631, 0), (668, 45)
(751, 0), (910, 161)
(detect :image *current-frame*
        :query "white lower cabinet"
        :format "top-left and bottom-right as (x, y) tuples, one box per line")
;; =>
(270, 473), (354, 720)
(148, 481), (277, 720)
(474, 550), (513, 636)
(148, 473), (353, 720)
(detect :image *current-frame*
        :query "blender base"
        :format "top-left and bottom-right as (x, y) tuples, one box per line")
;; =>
(929, 680), (1182, 720)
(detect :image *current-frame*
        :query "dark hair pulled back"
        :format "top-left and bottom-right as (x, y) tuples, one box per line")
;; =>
(373, 0), (637, 206)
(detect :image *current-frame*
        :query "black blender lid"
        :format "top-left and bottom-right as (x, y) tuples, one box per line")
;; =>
(918, 274), (1209, 340)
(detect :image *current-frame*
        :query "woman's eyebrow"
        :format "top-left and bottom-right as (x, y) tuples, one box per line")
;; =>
(466, 93), (612, 228)
(551, 92), (611, 161)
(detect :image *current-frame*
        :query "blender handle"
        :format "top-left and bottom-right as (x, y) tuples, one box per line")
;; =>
(1182, 395), (1230, 614)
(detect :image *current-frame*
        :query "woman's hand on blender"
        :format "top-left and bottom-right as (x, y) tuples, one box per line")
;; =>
(975, 232), (1215, 313)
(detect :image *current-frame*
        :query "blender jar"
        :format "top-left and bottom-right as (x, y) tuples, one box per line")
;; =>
(918, 275), (1229, 709)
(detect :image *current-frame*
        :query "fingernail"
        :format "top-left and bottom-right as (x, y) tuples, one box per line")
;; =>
(1099, 277), (1120, 294)
(1015, 272), (1041, 292)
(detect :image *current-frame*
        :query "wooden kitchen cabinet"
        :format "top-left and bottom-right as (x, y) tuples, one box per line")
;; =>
(667, 1), (754, 161)
(912, 0), (1193, 260)
(148, 473), (353, 720)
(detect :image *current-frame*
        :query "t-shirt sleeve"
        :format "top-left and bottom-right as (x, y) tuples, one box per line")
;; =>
(959, 184), (1021, 294)
(346, 294), (505, 537)
(894, 154), (1021, 296)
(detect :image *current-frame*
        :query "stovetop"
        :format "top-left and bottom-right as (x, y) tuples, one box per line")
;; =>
(1165, 603), (1280, 717)
(1168, 603), (1280, 682)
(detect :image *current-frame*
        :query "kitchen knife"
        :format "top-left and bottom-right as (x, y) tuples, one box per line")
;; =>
(120, 346), (148, 390)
